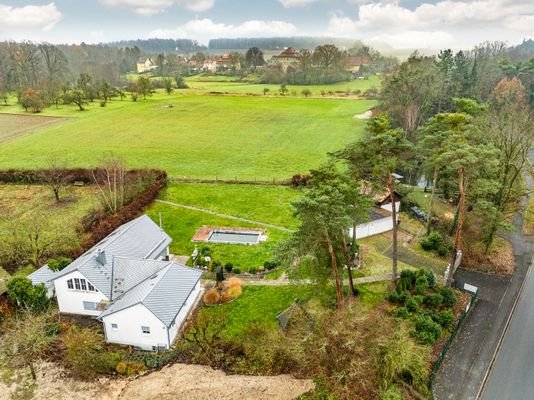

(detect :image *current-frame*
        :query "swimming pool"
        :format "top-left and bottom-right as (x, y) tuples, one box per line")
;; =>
(207, 230), (261, 245)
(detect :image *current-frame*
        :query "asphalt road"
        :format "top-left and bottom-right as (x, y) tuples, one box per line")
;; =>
(480, 260), (534, 400)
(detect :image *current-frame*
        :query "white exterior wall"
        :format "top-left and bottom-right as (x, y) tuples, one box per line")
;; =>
(54, 271), (109, 317)
(102, 304), (169, 351)
(380, 201), (401, 213)
(167, 281), (202, 346)
(350, 217), (394, 240)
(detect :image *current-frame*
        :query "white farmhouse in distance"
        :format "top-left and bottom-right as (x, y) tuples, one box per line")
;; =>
(29, 215), (202, 351)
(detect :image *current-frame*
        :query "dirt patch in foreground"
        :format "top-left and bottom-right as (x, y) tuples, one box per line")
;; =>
(0, 362), (314, 400)
(121, 363), (314, 400)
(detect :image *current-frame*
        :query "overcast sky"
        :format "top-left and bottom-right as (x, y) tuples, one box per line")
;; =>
(0, 0), (532, 51)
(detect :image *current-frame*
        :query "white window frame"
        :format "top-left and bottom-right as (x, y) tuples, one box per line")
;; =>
(111, 323), (119, 331)
(141, 326), (151, 335)
(67, 277), (98, 293)
(83, 301), (97, 311)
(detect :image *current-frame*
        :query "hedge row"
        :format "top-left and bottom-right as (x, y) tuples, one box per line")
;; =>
(0, 168), (161, 185)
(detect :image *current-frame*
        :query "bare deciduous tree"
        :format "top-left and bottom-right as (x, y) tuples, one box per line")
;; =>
(92, 158), (126, 214)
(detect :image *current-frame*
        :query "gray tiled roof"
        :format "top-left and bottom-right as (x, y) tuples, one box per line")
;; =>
(52, 215), (172, 298)
(99, 261), (202, 327)
(28, 264), (60, 288)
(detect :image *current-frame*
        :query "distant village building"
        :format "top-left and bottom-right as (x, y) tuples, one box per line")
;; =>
(345, 56), (371, 73)
(270, 47), (301, 72)
(202, 54), (240, 73)
(136, 56), (158, 73)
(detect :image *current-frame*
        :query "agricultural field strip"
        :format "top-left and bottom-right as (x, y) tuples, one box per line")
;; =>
(0, 113), (67, 144)
(156, 199), (295, 232)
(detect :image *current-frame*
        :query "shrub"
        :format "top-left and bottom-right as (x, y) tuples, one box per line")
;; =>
(302, 89), (312, 97)
(63, 326), (121, 378)
(203, 288), (220, 305)
(387, 291), (400, 304)
(439, 287), (457, 308)
(380, 386), (402, 400)
(291, 174), (311, 187)
(423, 293), (444, 309)
(233, 268), (241, 274)
(413, 315), (442, 345)
(397, 270), (416, 292)
(405, 296), (419, 313)
(264, 260), (279, 270)
(6, 277), (50, 313)
(115, 361), (146, 376)
(227, 277), (242, 288)
(393, 307), (409, 319)
(413, 295), (424, 305)
(226, 285), (242, 299)
(224, 262), (234, 272)
(376, 330), (430, 395)
(426, 271), (436, 288)
(47, 257), (72, 272)
(421, 232), (443, 251)
(398, 290), (410, 305)
(249, 267), (257, 274)
(432, 310), (454, 328)
(415, 275), (429, 295)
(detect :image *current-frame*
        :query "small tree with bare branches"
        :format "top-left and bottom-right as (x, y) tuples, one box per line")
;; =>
(92, 158), (127, 214)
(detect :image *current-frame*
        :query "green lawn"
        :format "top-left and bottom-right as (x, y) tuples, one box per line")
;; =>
(0, 92), (374, 179)
(147, 183), (301, 270)
(183, 74), (381, 95)
(158, 183), (301, 229)
(199, 285), (313, 339)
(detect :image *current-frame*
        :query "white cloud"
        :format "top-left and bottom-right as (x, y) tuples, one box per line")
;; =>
(100, 0), (215, 15)
(278, 0), (318, 8)
(327, 0), (534, 50)
(0, 2), (62, 32)
(150, 18), (298, 43)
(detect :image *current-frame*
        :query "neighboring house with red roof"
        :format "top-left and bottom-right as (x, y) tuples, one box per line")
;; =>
(345, 55), (371, 73)
(270, 47), (301, 72)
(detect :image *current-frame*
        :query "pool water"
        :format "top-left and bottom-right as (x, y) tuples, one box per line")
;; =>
(207, 230), (261, 244)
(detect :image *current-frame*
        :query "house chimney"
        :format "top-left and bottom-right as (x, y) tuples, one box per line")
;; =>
(96, 249), (106, 265)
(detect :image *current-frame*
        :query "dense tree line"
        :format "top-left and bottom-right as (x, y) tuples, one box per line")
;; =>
(208, 36), (360, 50)
(108, 38), (206, 54)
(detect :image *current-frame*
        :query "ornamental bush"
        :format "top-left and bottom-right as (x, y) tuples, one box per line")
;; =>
(415, 275), (429, 295)
(6, 277), (50, 313)
(423, 293), (444, 309)
(431, 310), (454, 328)
(439, 287), (457, 308)
(203, 288), (220, 305)
(413, 315), (442, 345)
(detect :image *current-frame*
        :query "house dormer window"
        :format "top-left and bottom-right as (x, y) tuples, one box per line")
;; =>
(67, 278), (98, 292)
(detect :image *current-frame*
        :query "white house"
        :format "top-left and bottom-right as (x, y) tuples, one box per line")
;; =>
(137, 57), (157, 73)
(29, 215), (203, 351)
(349, 192), (402, 240)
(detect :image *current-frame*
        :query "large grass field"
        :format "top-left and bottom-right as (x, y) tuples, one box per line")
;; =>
(183, 74), (381, 95)
(0, 92), (374, 179)
(147, 183), (301, 270)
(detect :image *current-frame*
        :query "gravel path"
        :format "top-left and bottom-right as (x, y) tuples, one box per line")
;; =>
(155, 200), (295, 233)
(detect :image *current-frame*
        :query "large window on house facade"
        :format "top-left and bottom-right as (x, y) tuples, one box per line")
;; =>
(67, 278), (98, 292)
(83, 301), (97, 311)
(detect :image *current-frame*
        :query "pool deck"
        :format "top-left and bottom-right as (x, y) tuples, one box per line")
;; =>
(192, 226), (266, 242)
